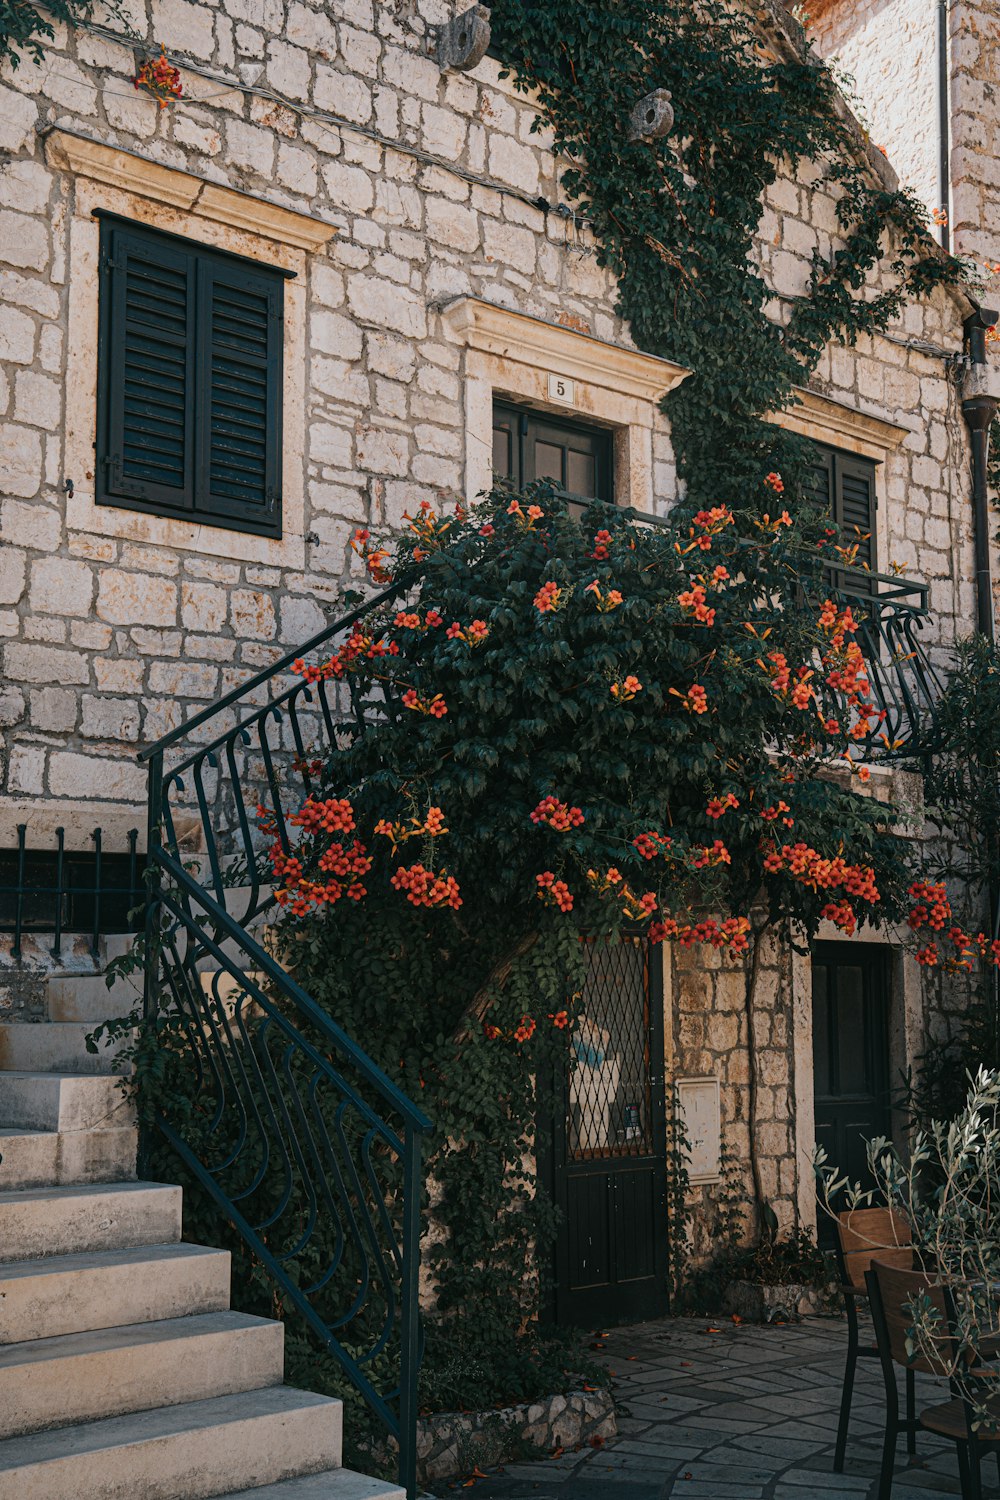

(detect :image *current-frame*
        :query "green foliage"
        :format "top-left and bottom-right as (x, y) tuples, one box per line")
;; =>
(903, 637), (1000, 1120)
(725, 1228), (829, 1289)
(817, 1069), (1000, 1431)
(258, 482), (910, 1382)
(918, 636), (1000, 900)
(489, 0), (964, 514)
(0, 0), (125, 69)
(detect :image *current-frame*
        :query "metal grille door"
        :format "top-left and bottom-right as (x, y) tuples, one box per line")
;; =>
(548, 936), (669, 1327)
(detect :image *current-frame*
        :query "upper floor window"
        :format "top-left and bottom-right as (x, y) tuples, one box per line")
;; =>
(492, 401), (614, 504)
(806, 443), (878, 577)
(96, 214), (288, 539)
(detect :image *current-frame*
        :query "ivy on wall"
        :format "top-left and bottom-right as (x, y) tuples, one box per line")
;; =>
(490, 0), (965, 513)
(0, 0), (125, 68)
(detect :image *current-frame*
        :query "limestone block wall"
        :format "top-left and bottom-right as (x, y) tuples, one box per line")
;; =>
(948, 0), (1000, 266)
(0, 0), (982, 833)
(806, 0), (941, 216)
(807, 0), (1000, 273)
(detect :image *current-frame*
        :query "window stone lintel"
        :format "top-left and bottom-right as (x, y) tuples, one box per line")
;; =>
(44, 127), (338, 254)
(441, 296), (691, 403)
(772, 385), (913, 463)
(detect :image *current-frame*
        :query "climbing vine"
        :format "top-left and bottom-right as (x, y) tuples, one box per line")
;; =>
(0, 0), (126, 69)
(489, 0), (965, 511)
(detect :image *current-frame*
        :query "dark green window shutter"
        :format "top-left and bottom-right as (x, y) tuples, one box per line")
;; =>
(807, 444), (877, 579)
(99, 222), (195, 512)
(97, 214), (285, 539)
(196, 258), (283, 531)
(837, 453), (877, 573)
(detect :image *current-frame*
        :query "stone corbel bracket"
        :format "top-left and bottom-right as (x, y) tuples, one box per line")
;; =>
(437, 4), (491, 72)
(628, 89), (674, 144)
(44, 127), (338, 253)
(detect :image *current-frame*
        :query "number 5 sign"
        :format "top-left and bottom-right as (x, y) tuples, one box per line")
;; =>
(547, 373), (576, 406)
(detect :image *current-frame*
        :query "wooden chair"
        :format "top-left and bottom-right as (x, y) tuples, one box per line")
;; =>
(867, 1258), (1000, 1500)
(833, 1207), (914, 1473)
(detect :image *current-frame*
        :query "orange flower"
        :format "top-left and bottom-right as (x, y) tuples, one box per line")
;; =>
(534, 580), (562, 613)
(531, 797), (585, 830)
(536, 872), (573, 912)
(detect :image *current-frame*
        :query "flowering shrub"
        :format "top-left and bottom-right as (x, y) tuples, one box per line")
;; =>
(263, 478), (918, 1359)
(134, 47), (183, 106)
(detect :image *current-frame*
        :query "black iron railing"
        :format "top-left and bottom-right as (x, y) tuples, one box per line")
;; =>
(137, 583), (429, 1499)
(0, 825), (142, 960)
(823, 567), (944, 759)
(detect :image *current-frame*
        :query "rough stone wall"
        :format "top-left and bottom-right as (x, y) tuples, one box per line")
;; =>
(758, 154), (975, 646)
(948, 0), (1000, 265)
(0, 0), (981, 833)
(806, 0), (1000, 272)
(669, 931), (798, 1254)
(805, 0), (941, 217)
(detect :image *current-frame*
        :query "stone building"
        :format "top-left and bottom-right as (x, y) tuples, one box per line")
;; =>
(0, 2), (996, 1481)
(805, 0), (1000, 270)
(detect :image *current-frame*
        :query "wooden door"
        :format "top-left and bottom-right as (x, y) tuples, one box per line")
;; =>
(547, 936), (669, 1327)
(812, 942), (892, 1248)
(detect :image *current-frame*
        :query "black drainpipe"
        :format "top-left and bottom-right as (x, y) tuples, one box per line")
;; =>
(937, 0), (951, 251)
(961, 309), (1000, 640)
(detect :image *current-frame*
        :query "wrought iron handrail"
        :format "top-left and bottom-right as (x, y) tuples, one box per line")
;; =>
(820, 571), (945, 759)
(140, 582), (429, 1497)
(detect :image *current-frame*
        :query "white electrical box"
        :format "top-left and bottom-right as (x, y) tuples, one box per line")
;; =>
(676, 1076), (722, 1184)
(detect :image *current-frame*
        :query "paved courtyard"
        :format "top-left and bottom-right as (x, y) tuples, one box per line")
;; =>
(429, 1315), (1000, 1499)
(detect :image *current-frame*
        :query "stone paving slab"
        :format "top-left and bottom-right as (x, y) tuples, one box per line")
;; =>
(426, 1315), (1000, 1499)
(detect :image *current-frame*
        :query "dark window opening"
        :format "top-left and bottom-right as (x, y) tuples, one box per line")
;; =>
(0, 848), (143, 937)
(96, 213), (287, 539)
(492, 400), (614, 505)
(806, 443), (878, 588)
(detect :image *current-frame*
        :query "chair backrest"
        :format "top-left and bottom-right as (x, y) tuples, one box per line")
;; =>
(869, 1257), (952, 1377)
(837, 1207), (912, 1289)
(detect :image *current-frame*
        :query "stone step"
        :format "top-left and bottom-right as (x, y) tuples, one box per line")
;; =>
(0, 1311), (285, 1439)
(0, 1242), (231, 1344)
(0, 1071), (132, 1131)
(0, 1386), (343, 1500)
(0, 1180), (181, 1261)
(211, 1472), (406, 1499)
(45, 970), (142, 1023)
(0, 1022), (131, 1076)
(0, 1124), (136, 1189)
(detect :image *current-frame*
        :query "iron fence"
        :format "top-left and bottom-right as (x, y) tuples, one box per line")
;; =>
(0, 824), (142, 960)
(138, 582), (429, 1499)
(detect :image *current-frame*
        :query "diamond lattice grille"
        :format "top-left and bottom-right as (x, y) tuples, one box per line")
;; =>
(568, 936), (652, 1161)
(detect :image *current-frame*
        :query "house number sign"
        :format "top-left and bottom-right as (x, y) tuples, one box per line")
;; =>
(675, 1076), (722, 1184)
(547, 373), (576, 406)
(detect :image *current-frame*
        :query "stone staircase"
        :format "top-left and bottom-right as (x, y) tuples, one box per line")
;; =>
(0, 935), (405, 1500)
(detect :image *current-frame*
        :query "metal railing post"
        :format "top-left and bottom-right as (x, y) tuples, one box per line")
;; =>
(398, 1122), (424, 1500)
(139, 749), (164, 1181)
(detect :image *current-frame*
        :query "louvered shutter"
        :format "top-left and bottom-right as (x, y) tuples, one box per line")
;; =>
(99, 223), (196, 512)
(97, 215), (284, 539)
(195, 258), (283, 532)
(806, 444), (878, 587)
(805, 447), (834, 515)
(836, 453), (877, 573)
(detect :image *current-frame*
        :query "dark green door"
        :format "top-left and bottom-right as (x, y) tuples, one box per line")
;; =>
(549, 936), (669, 1327)
(812, 942), (892, 1248)
(492, 401), (614, 503)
